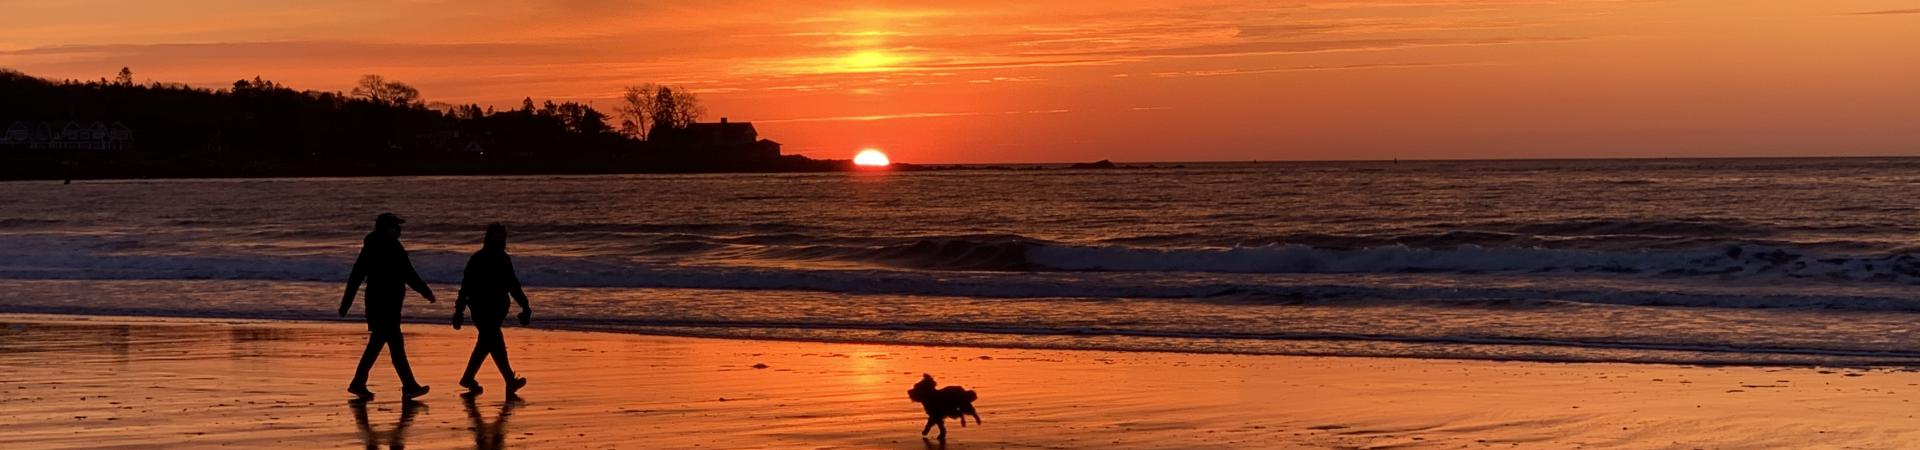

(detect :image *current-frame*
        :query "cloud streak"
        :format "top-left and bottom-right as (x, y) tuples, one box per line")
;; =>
(1850, 8), (1920, 15)
(1146, 62), (1485, 78)
(755, 109), (1073, 123)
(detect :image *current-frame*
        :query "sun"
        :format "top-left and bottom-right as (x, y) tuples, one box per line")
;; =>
(841, 50), (902, 72)
(853, 149), (891, 167)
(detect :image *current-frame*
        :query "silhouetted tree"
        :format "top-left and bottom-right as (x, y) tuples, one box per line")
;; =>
(114, 67), (134, 86)
(651, 86), (705, 134)
(670, 89), (703, 129)
(617, 84), (702, 140)
(617, 84), (660, 139)
(232, 76), (284, 93)
(652, 87), (679, 134)
(550, 102), (610, 134)
(350, 74), (421, 107)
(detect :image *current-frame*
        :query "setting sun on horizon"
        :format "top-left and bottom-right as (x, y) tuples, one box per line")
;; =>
(853, 149), (891, 167)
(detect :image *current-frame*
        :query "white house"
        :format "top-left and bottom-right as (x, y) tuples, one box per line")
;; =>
(2, 121), (28, 144)
(2, 120), (134, 150)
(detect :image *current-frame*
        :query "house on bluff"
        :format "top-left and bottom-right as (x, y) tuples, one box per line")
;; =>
(657, 117), (781, 162)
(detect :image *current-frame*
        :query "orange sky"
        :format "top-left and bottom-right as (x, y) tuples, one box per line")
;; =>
(2, 1), (1917, 163)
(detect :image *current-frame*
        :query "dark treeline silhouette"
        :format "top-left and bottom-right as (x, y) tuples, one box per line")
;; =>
(0, 68), (845, 180)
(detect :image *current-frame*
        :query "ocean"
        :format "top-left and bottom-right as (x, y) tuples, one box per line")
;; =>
(7, 158), (1920, 366)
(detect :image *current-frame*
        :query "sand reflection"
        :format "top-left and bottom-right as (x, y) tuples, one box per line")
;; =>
(462, 393), (521, 450)
(350, 400), (424, 450)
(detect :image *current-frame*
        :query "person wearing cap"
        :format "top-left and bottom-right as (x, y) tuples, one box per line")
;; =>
(339, 212), (436, 400)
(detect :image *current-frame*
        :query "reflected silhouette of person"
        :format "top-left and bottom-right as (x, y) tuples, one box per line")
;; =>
(453, 223), (531, 395)
(350, 399), (425, 450)
(341, 212), (436, 400)
(462, 392), (522, 450)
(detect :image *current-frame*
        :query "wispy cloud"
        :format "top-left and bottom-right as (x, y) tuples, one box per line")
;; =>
(1148, 62), (1485, 78)
(756, 108), (1072, 123)
(1850, 8), (1920, 15)
(756, 112), (981, 123)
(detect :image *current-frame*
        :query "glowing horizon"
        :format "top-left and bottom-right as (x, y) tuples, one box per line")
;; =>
(2, 1), (1916, 163)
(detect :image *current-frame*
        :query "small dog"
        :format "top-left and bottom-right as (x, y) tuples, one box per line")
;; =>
(908, 374), (981, 441)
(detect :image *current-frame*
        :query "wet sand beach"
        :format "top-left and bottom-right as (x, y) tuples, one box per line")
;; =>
(3, 314), (1919, 449)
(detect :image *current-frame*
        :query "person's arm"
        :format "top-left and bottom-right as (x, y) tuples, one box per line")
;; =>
(339, 246), (368, 317)
(451, 290), (468, 329)
(399, 248), (436, 303)
(452, 259), (472, 329)
(507, 255), (531, 325)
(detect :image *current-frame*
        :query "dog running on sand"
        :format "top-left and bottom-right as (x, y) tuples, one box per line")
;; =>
(908, 374), (981, 441)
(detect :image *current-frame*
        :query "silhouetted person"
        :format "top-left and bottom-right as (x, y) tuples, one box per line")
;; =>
(350, 399), (424, 450)
(453, 223), (531, 395)
(340, 212), (435, 400)
(462, 391), (522, 450)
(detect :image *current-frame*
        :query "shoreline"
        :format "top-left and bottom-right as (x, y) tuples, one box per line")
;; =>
(6, 313), (1920, 448)
(3, 308), (1915, 369)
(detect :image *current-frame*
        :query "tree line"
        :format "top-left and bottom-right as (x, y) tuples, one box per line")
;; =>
(0, 67), (835, 180)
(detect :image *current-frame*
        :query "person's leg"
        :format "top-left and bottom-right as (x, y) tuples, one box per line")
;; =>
(460, 337), (488, 386)
(383, 325), (421, 388)
(351, 330), (385, 388)
(482, 326), (515, 380)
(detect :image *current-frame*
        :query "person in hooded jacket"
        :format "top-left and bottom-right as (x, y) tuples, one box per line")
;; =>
(452, 223), (532, 395)
(340, 212), (436, 400)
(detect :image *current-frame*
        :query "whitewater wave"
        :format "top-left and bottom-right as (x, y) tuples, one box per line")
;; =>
(730, 236), (1920, 283)
(10, 226), (1920, 312)
(1024, 242), (1920, 278)
(7, 241), (1920, 312)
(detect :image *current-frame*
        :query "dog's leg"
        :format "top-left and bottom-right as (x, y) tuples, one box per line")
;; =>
(936, 419), (947, 441)
(922, 417), (937, 436)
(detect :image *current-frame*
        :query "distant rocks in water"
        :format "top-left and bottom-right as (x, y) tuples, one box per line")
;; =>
(1065, 160), (1185, 170)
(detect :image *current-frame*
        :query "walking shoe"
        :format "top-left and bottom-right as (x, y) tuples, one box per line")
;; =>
(402, 385), (431, 400)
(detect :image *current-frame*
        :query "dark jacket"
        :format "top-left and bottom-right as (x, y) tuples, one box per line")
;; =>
(341, 232), (432, 323)
(456, 246), (528, 325)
